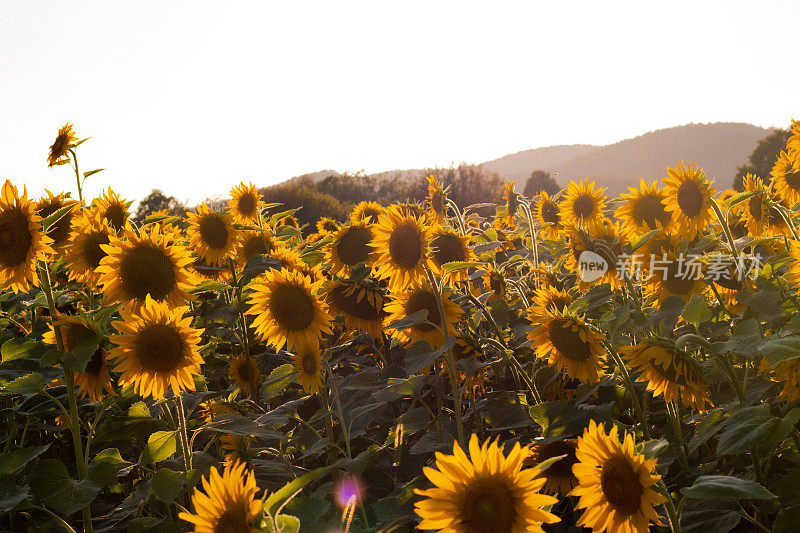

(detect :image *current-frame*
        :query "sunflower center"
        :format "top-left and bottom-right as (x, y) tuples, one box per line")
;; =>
(785, 169), (800, 191)
(600, 454), (643, 516)
(237, 194), (257, 218)
(242, 235), (272, 261)
(301, 352), (317, 376)
(213, 506), (250, 533)
(405, 290), (442, 332)
(134, 323), (186, 373)
(541, 201), (560, 224)
(748, 195), (763, 222)
(119, 243), (177, 302)
(431, 233), (467, 266)
(660, 260), (696, 296)
(38, 200), (73, 247)
(388, 221), (423, 270)
(268, 283), (315, 332)
(676, 180), (703, 218)
(632, 194), (670, 228)
(362, 208), (381, 223)
(572, 194), (596, 220)
(237, 361), (250, 381)
(84, 348), (105, 376)
(322, 220), (338, 232)
(330, 285), (381, 320)
(199, 215), (229, 250)
(460, 475), (516, 533)
(0, 209), (32, 268)
(546, 295), (571, 313)
(535, 440), (578, 478)
(336, 226), (373, 266)
(548, 318), (591, 362)
(104, 204), (127, 232)
(82, 232), (111, 269)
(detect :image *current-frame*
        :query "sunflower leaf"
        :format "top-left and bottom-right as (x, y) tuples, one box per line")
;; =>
(263, 464), (335, 517)
(139, 431), (177, 464)
(386, 309), (429, 331)
(441, 261), (482, 275)
(404, 337), (456, 375)
(760, 335), (800, 366)
(724, 190), (758, 208)
(82, 168), (104, 179)
(680, 475), (776, 500)
(61, 328), (102, 372)
(40, 203), (76, 233)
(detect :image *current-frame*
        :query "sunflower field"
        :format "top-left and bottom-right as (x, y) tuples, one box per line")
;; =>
(2, 121), (800, 533)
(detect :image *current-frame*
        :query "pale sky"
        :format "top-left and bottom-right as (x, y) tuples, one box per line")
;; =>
(1, 1), (798, 207)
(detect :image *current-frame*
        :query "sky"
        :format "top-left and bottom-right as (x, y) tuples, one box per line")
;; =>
(1, 1), (799, 207)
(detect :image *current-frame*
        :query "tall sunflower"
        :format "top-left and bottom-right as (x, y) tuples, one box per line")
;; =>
(186, 203), (240, 266)
(351, 200), (384, 224)
(47, 123), (77, 167)
(570, 420), (666, 533)
(178, 460), (263, 533)
(372, 205), (434, 290)
(0, 180), (54, 292)
(92, 188), (131, 234)
(426, 175), (447, 225)
(662, 162), (716, 239)
(291, 341), (324, 394)
(325, 222), (376, 277)
(534, 191), (563, 240)
(324, 279), (385, 339)
(414, 434), (560, 533)
(227, 182), (264, 225)
(527, 310), (606, 384)
(97, 225), (194, 311)
(64, 209), (114, 290)
(36, 190), (78, 250)
(559, 179), (607, 229)
(109, 296), (204, 400)
(525, 438), (579, 496)
(385, 280), (462, 348)
(429, 228), (476, 282)
(229, 354), (260, 395)
(237, 230), (278, 268)
(614, 179), (672, 240)
(771, 149), (800, 205)
(246, 267), (332, 351)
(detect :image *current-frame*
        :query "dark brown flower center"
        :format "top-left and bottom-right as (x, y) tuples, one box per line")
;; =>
(660, 260), (697, 296)
(301, 352), (317, 376)
(0, 208), (32, 268)
(214, 506), (250, 533)
(388, 220), (423, 270)
(336, 226), (373, 266)
(631, 193), (670, 229)
(360, 208), (381, 223)
(199, 214), (229, 250)
(237, 194), (257, 218)
(541, 201), (560, 224)
(63, 323), (96, 353)
(548, 318), (591, 361)
(104, 204), (127, 232)
(572, 194), (596, 220)
(676, 179), (703, 218)
(460, 474), (516, 533)
(119, 243), (177, 301)
(534, 440), (578, 479)
(242, 235), (272, 261)
(329, 285), (382, 321)
(785, 168), (800, 191)
(84, 348), (105, 376)
(268, 283), (315, 332)
(600, 454), (643, 516)
(82, 232), (110, 269)
(489, 273), (505, 297)
(237, 360), (250, 381)
(748, 195), (763, 222)
(134, 323), (186, 373)
(405, 289), (442, 332)
(431, 233), (467, 266)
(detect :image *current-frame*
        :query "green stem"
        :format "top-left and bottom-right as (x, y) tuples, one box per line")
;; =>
(30, 506), (78, 533)
(68, 148), (83, 205)
(175, 396), (192, 471)
(658, 481), (681, 533)
(605, 341), (650, 440)
(229, 260), (256, 399)
(319, 387), (339, 464)
(667, 402), (690, 471)
(323, 359), (352, 459)
(709, 199), (737, 257)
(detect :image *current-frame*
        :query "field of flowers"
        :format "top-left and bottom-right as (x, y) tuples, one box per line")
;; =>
(1, 121), (800, 532)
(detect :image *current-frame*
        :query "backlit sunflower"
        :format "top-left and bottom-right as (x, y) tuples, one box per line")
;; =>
(771, 149), (800, 206)
(179, 460), (263, 533)
(372, 205), (434, 290)
(430, 228), (476, 282)
(620, 339), (710, 411)
(662, 162), (716, 239)
(227, 182), (264, 224)
(735, 173), (788, 237)
(642, 250), (705, 304)
(527, 310), (606, 384)
(481, 269), (506, 300)
(571, 420), (666, 533)
(64, 210), (114, 290)
(290, 341), (324, 394)
(614, 179), (671, 240)
(246, 267), (332, 351)
(559, 179), (607, 230)
(783, 241), (800, 294)
(527, 285), (573, 320)
(449, 335), (486, 394)
(325, 222), (376, 276)
(414, 433), (560, 533)
(534, 191), (563, 240)
(47, 123), (77, 167)
(351, 200), (384, 224)
(500, 180), (519, 228)
(316, 217), (339, 235)
(237, 230), (278, 268)
(36, 190), (78, 250)
(186, 203), (240, 266)
(324, 279), (385, 338)
(92, 188), (131, 234)
(270, 246), (323, 283)
(788, 118), (800, 155)
(385, 280), (462, 348)
(0, 180), (54, 292)
(760, 357), (800, 402)
(97, 225), (194, 311)
(277, 214), (300, 229)
(426, 175), (447, 225)
(109, 296), (204, 400)
(564, 223), (625, 290)
(525, 438), (579, 496)
(229, 354), (260, 395)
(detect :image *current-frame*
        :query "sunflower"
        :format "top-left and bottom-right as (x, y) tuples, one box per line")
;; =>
(385, 280), (462, 348)
(564, 222), (625, 290)
(227, 182), (264, 224)
(614, 179), (671, 240)
(246, 267), (332, 351)
(198, 401), (253, 466)
(771, 149), (800, 206)
(36, 190), (78, 250)
(92, 188), (131, 234)
(735, 173), (788, 237)
(449, 335), (486, 394)
(788, 119), (800, 155)
(527, 310), (606, 384)
(109, 296), (204, 400)
(619, 339), (709, 411)
(642, 250), (705, 304)
(718, 189), (738, 203)
(64, 210), (115, 290)
(47, 123), (77, 167)
(527, 285), (573, 320)
(525, 438), (579, 496)
(559, 179), (607, 230)
(571, 420), (666, 533)
(414, 434), (560, 533)
(783, 240), (800, 294)
(351, 201), (384, 224)
(500, 180), (519, 228)
(229, 354), (260, 395)
(662, 162), (716, 239)
(429, 228), (476, 282)
(277, 214), (300, 229)
(325, 222), (376, 276)
(316, 217), (340, 235)
(760, 358), (800, 402)
(426, 175), (447, 225)
(97, 225), (194, 311)
(179, 460), (263, 533)
(290, 341), (324, 394)
(324, 279), (385, 338)
(534, 191), (563, 240)
(237, 230), (278, 268)
(185, 203), (240, 266)
(480, 269), (507, 300)
(191, 256), (231, 283)
(372, 205), (434, 290)
(270, 246), (323, 283)
(0, 180), (54, 292)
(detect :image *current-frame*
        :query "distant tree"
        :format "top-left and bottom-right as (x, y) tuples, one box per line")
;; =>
(733, 129), (791, 191)
(259, 181), (350, 232)
(133, 189), (187, 223)
(423, 163), (505, 208)
(523, 170), (560, 198)
(316, 172), (379, 204)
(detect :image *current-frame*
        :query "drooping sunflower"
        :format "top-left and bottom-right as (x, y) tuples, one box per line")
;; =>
(570, 420), (666, 533)
(64, 210), (114, 290)
(316, 217), (340, 235)
(525, 438), (579, 496)
(534, 191), (563, 240)
(324, 279), (385, 338)
(97, 225), (194, 311)
(229, 354), (260, 395)
(92, 188), (131, 234)
(449, 335), (487, 394)
(480, 268), (507, 300)
(559, 179), (608, 230)
(47, 123), (77, 167)
(372, 205), (434, 290)
(500, 180), (519, 228)
(426, 174), (447, 225)
(0, 180), (54, 292)
(36, 190), (78, 250)
(527, 310), (606, 384)
(191, 256), (231, 283)
(227, 181), (264, 225)
(771, 149), (800, 206)
(351, 200), (384, 224)
(414, 433), (560, 533)
(277, 214), (300, 229)
(325, 222), (376, 276)
(246, 267), (332, 351)
(185, 203), (240, 266)
(109, 296), (204, 400)
(527, 285), (573, 321)
(178, 460), (263, 533)
(760, 357), (800, 402)
(385, 280), (462, 348)
(662, 162), (716, 239)
(429, 228), (476, 282)
(237, 230), (278, 268)
(614, 179), (672, 240)
(290, 341), (324, 394)
(642, 250), (705, 304)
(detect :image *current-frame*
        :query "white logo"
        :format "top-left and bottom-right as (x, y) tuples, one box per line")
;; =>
(578, 251), (608, 282)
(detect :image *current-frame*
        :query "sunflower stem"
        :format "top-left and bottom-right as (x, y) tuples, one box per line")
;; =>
(657, 480), (682, 533)
(605, 341), (650, 440)
(323, 358), (352, 460)
(68, 148), (83, 205)
(229, 259), (256, 400)
(174, 395), (192, 471)
(519, 199), (539, 273)
(318, 386), (339, 464)
(709, 198), (738, 257)
(667, 401), (690, 471)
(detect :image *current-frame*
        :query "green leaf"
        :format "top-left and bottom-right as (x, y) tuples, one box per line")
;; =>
(404, 337), (456, 375)
(680, 475), (776, 500)
(0, 373), (42, 397)
(724, 190), (758, 208)
(629, 228), (660, 253)
(717, 404), (777, 456)
(140, 213), (181, 226)
(679, 498), (740, 533)
(139, 431), (177, 464)
(761, 336), (800, 366)
(264, 514), (300, 533)
(188, 280), (232, 294)
(261, 364), (295, 402)
(0, 484), (28, 514)
(40, 203), (76, 233)
(0, 444), (50, 477)
(682, 294), (711, 327)
(82, 168), (104, 178)
(263, 464), (335, 517)
(774, 504), (800, 533)
(61, 327), (102, 372)
(441, 261), (482, 275)
(1, 338), (47, 362)
(269, 208), (299, 227)
(128, 401), (151, 419)
(29, 459), (100, 515)
(386, 309), (428, 331)
(150, 468), (184, 503)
